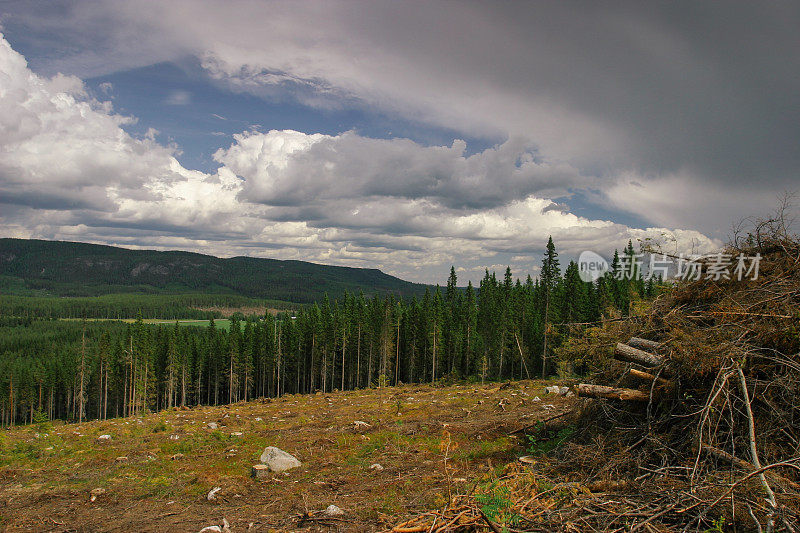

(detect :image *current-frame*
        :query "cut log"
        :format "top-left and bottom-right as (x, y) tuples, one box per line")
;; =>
(614, 343), (665, 367)
(628, 368), (671, 387)
(627, 337), (663, 353)
(576, 384), (649, 402)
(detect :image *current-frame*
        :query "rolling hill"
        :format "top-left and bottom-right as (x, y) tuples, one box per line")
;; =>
(0, 238), (428, 303)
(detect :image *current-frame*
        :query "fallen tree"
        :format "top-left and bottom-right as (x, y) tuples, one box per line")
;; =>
(575, 383), (649, 401)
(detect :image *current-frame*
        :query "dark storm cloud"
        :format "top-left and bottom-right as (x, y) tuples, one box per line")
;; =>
(8, 1), (798, 189)
(1, 1), (793, 281)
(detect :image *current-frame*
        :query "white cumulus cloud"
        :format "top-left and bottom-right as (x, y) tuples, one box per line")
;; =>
(0, 34), (721, 283)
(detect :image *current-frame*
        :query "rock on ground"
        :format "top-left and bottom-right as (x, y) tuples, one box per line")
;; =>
(198, 519), (230, 533)
(259, 446), (301, 473)
(323, 504), (345, 517)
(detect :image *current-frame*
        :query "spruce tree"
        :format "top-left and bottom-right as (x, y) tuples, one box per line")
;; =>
(540, 236), (560, 377)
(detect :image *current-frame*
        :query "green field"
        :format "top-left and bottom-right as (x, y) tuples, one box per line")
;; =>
(59, 317), (246, 330)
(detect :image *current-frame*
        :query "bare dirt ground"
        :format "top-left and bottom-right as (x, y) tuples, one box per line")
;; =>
(0, 380), (573, 532)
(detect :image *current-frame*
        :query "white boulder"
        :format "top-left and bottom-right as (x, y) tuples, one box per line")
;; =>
(259, 446), (301, 473)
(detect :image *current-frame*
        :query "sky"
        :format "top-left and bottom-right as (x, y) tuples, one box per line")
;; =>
(0, 1), (796, 284)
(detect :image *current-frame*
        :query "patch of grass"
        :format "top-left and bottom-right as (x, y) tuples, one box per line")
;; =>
(525, 423), (576, 456)
(9, 441), (42, 462)
(455, 436), (514, 461)
(135, 474), (176, 499)
(160, 439), (198, 455)
(355, 430), (411, 457)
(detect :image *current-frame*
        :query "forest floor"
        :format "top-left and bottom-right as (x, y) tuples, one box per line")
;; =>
(0, 380), (573, 532)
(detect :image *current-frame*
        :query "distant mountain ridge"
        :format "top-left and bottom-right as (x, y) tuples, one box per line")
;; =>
(0, 238), (428, 302)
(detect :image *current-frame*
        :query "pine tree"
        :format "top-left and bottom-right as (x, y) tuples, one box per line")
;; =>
(540, 236), (560, 378)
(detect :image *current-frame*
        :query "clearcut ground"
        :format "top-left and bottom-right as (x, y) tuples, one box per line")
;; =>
(0, 380), (574, 532)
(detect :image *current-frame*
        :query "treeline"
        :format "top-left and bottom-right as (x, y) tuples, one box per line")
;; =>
(0, 293), (291, 320)
(0, 238), (427, 302)
(1, 239), (660, 426)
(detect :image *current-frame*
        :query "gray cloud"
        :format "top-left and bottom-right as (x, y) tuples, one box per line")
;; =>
(217, 130), (582, 210)
(6, 1), (795, 233)
(6, 4), (781, 282)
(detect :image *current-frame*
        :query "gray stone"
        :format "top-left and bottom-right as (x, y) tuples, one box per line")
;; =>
(259, 446), (301, 472)
(198, 518), (230, 533)
(323, 504), (345, 517)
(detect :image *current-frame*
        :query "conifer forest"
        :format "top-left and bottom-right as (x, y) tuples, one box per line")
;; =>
(0, 239), (659, 426)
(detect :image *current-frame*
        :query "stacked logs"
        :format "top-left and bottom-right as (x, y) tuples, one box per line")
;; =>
(575, 337), (668, 402)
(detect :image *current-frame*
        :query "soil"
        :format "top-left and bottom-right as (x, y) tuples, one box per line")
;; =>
(0, 380), (573, 532)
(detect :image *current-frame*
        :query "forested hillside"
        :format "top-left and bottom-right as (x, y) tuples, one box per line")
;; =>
(0, 238), (660, 425)
(0, 238), (427, 302)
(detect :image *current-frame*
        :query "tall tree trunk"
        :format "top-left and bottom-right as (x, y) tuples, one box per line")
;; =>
(228, 349), (234, 404)
(431, 325), (437, 384)
(322, 348), (327, 393)
(8, 373), (13, 427)
(169, 359), (174, 409)
(367, 342), (373, 387)
(123, 364), (128, 417)
(103, 365), (108, 420)
(341, 327), (347, 391)
(143, 360), (148, 414)
(541, 293), (550, 379)
(310, 333), (316, 391)
(78, 325), (86, 423)
(356, 326), (361, 389)
(394, 316), (401, 386)
(276, 322), (282, 397)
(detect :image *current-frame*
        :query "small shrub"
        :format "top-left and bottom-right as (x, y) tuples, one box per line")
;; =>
(32, 410), (51, 432)
(475, 482), (520, 528)
(526, 423), (575, 456)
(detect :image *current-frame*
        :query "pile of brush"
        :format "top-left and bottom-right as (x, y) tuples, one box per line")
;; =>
(557, 222), (800, 531)
(389, 215), (800, 532)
